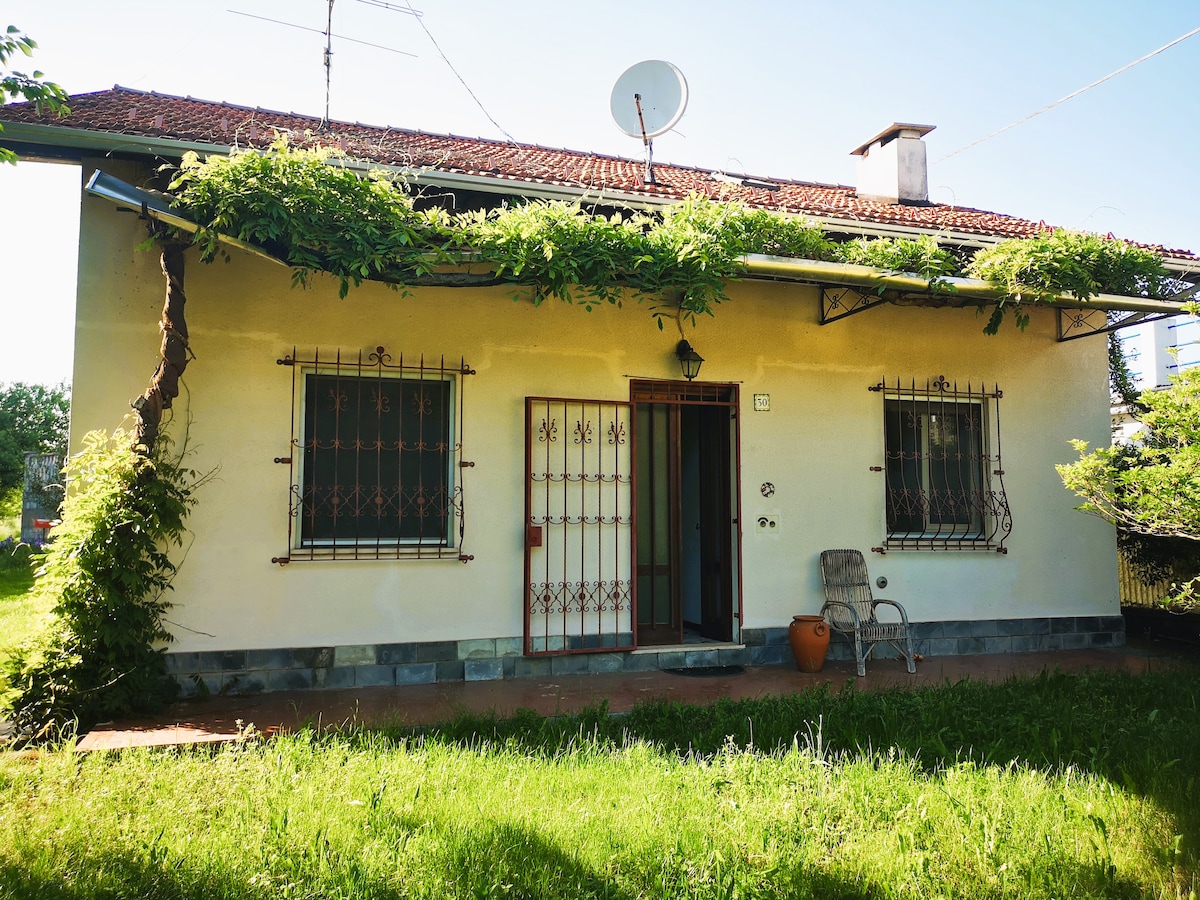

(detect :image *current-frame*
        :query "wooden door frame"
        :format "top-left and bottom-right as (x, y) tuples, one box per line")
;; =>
(630, 380), (742, 645)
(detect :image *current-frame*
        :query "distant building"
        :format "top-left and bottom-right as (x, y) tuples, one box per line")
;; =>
(1112, 316), (1199, 444)
(1119, 316), (1200, 392)
(21, 452), (61, 544)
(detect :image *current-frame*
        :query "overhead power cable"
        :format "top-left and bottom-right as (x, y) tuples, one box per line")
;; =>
(228, 9), (416, 57)
(355, 0), (423, 15)
(934, 24), (1200, 164)
(402, 0), (516, 143)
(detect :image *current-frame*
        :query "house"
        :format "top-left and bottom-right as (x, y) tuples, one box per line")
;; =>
(2, 86), (1196, 694)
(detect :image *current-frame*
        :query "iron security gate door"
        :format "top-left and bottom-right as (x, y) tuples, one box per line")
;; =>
(525, 398), (634, 655)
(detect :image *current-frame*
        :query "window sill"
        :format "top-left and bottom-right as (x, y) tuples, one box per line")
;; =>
(881, 537), (1006, 553)
(278, 546), (466, 563)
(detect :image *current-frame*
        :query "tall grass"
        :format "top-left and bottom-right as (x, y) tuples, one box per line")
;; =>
(2, 667), (1198, 899)
(0, 543), (48, 655)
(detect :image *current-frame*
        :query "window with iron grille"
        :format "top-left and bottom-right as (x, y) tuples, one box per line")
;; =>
(278, 347), (472, 562)
(874, 377), (1011, 552)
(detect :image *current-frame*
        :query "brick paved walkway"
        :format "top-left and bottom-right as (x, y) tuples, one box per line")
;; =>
(71, 641), (1198, 752)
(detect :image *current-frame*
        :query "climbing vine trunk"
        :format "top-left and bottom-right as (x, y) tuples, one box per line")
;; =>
(132, 241), (188, 453)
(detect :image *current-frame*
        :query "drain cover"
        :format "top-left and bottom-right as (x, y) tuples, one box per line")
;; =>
(663, 665), (745, 678)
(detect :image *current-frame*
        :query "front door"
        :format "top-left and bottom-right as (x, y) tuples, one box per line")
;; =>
(632, 381), (739, 646)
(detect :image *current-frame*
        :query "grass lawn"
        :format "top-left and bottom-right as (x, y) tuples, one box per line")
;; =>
(0, 486), (52, 654)
(2, 666), (1198, 899)
(0, 552), (50, 655)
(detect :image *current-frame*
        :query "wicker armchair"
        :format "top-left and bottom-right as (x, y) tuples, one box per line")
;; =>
(819, 549), (917, 677)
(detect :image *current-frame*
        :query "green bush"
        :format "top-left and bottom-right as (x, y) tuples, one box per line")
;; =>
(0, 536), (42, 574)
(0, 429), (200, 743)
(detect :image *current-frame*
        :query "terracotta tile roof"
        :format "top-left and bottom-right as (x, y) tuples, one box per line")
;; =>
(2, 86), (1195, 259)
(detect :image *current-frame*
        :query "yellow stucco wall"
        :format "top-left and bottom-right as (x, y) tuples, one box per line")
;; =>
(71, 158), (1118, 653)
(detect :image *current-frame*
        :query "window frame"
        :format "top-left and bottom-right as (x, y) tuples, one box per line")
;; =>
(278, 347), (472, 563)
(875, 377), (1011, 553)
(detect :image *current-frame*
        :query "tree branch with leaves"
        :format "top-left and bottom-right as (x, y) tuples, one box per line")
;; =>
(1059, 363), (1200, 607)
(168, 142), (1184, 336)
(1059, 367), (1200, 542)
(0, 25), (68, 164)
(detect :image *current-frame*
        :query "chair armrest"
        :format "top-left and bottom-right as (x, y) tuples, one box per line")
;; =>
(821, 599), (861, 627)
(871, 597), (911, 625)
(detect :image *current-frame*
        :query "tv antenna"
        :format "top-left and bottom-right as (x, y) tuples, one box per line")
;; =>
(610, 60), (688, 185)
(228, 0), (419, 128)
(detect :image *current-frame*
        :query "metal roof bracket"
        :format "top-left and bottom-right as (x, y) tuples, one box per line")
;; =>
(1057, 307), (1180, 341)
(820, 285), (887, 324)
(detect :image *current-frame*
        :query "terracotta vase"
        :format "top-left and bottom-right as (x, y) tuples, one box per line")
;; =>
(788, 615), (830, 672)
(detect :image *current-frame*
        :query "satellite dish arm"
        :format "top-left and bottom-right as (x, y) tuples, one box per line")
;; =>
(634, 94), (650, 147)
(633, 93), (656, 185)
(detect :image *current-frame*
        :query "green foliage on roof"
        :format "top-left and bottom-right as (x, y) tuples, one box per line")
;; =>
(967, 230), (1169, 333)
(169, 141), (1179, 333)
(169, 143), (447, 299)
(836, 233), (959, 279)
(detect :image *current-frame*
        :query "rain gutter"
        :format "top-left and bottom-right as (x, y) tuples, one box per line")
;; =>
(740, 254), (1192, 315)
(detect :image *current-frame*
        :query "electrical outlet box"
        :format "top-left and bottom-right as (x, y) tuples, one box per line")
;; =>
(754, 513), (780, 534)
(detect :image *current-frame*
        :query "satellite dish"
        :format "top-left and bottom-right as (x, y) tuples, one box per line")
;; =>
(610, 60), (689, 140)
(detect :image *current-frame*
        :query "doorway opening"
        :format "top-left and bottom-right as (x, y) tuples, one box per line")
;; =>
(632, 381), (740, 646)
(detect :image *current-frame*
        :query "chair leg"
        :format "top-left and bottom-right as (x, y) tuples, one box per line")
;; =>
(903, 633), (916, 674)
(853, 628), (866, 677)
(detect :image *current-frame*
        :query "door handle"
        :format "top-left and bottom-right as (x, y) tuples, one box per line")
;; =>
(526, 524), (543, 547)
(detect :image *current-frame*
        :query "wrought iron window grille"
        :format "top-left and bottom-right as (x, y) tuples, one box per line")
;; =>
(275, 346), (474, 563)
(870, 376), (1011, 553)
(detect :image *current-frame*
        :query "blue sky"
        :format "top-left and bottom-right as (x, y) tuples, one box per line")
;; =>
(2, 0), (1198, 384)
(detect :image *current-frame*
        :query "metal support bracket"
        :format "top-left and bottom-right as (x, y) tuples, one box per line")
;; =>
(820, 285), (887, 324)
(1057, 307), (1179, 341)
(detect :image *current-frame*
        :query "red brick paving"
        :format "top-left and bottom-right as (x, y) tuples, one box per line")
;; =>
(73, 644), (1196, 752)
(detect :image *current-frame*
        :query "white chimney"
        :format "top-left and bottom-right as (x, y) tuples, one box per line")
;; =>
(850, 123), (935, 204)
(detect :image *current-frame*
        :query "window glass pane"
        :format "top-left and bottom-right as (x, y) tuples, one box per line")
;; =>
(885, 398), (983, 536)
(884, 399), (924, 534)
(301, 373), (451, 544)
(926, 408), (979, 527)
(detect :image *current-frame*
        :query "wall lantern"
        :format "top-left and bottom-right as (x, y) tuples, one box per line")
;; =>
(675, 339), (704, 381)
